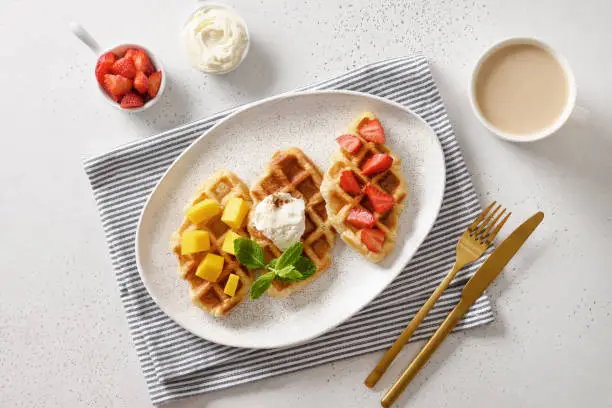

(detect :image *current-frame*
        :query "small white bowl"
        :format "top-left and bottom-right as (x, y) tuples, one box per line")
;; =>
(469, 37), (576, 143)
(70, 22), (167, 112)
(182, 3), (250, 75)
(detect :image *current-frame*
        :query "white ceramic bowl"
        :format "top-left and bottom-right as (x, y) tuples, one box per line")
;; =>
(70, 22), (167, 112)
(182, 3), (250, 75)
(469, 37), (576, 143)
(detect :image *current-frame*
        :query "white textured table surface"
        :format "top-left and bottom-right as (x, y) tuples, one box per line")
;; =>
(1, 0), (611, 407)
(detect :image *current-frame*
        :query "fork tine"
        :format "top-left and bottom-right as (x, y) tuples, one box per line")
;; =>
(468, 201), (496, 233)
(479, 206), (504, 238)
(475, 203), (501, 237)
(484, 211), (511, 244)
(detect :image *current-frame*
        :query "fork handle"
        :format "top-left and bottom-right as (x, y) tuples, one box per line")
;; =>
(381, 300), (469, 407)
(364, 261), (464, 388)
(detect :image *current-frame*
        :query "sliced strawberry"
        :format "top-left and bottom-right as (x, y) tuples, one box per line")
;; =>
(103, 74), (132, 99)
(347, 208), (376, 229)
(148, 71), (162, 98)
(106, 92), (120, 102)
(132, 50), (155, 75)
(339, 171), (362, 195)
(357, 118), (386, 144)
(336, 134), (362, 154)
(120, 92), (145, 109)
(133, 71), (149, 94)
(111, 57), (137, 79)
(95, 52), (117, 86)
(361, 228), (386, 253)
(364, 185), (394, 214)
(124, 48), (139, 60)
(362, 153), (393, 175)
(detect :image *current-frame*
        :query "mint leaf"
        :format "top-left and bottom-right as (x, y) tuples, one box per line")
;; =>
(247, 243), (316, 297)
(293, 256), (316, 280)
(276, 271), (304, 282)
(234, 238), (266, 269)
(275, 265), (304, 281)
(250, 271), (275, 300)
(271, 265), (293, 275)
(275, 242), (303, 270)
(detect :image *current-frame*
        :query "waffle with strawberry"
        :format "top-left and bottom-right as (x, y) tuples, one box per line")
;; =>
(320, 113), (407, 263)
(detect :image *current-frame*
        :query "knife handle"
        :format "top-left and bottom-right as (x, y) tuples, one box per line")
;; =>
(381, 301), (469, 408)
(365, 262), (464, 388)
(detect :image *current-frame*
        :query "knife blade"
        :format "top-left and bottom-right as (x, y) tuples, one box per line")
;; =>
(460, 211), (544, 307)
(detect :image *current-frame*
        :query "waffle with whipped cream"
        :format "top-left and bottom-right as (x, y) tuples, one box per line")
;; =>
(248, 147), (336, 298)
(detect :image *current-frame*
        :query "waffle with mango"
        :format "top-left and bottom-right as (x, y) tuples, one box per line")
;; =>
(321, 113), (407, 263)
(170, 170), (254, 317)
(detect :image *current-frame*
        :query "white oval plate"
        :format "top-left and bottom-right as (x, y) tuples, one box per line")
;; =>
(136, 90), (445, 349)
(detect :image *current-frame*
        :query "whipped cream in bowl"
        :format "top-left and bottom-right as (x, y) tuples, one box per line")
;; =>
(252, 193), (306, 250)
(182, 4), (250, 74)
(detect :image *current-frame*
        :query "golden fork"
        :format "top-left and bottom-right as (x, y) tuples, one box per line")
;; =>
(364, 202), (510, 388)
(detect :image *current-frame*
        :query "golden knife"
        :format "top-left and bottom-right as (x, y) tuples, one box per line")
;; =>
(381, 211), (544, 408)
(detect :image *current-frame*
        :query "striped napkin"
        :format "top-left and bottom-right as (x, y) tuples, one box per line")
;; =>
(84, 55), (494, 405)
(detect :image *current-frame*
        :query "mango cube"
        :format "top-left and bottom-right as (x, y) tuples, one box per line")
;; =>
(185, 199), (220, 225)
(223, 274), (240, 297)
(222, 231), (242, 255)
(195, 254), (225, 282)
(221, 197), (250, 229)
(181, 230), (210, 255)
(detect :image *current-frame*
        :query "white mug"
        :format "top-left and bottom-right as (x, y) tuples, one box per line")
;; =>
(469, 37), (577, 143)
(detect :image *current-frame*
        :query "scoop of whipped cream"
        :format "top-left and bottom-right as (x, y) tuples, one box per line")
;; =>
(253, 193), (305, 250)
(182, 5), (249, 74)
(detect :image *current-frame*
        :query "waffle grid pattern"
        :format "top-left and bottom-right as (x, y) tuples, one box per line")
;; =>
(248, 147), (336, 297)
(171, 170), (254, 316)
(321, 113), (407, 263)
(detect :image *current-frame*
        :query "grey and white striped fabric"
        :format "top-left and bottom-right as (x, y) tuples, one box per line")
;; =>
(84, 55), (494, 405)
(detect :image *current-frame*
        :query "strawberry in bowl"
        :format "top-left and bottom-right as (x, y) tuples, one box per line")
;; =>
(94, 46), (165, 111)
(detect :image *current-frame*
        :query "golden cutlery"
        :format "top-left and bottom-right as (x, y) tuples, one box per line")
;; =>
(381, 211), (544, 408)
(365, 202), (510, 388)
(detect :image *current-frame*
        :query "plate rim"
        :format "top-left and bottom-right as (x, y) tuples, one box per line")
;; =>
(135, 89), (447, 349)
